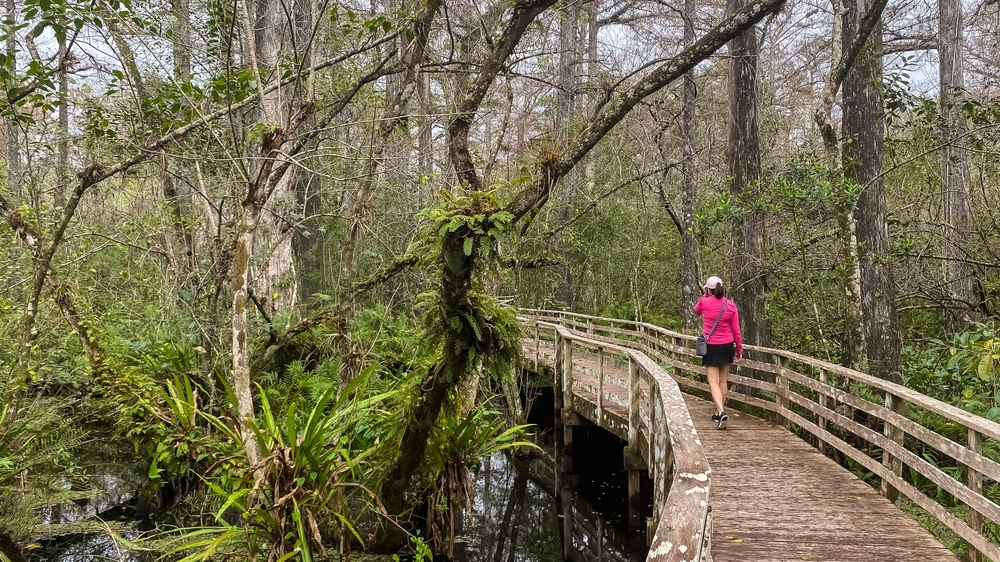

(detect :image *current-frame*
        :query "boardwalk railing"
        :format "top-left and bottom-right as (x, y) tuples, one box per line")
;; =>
(523, 318), (712, 562)
(521, 308), (1000, 562)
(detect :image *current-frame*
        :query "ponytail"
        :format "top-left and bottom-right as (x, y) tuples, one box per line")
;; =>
(712, 285), (725, 299)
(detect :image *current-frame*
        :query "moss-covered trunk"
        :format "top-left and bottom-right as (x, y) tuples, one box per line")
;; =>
(381, 226), (482, 519)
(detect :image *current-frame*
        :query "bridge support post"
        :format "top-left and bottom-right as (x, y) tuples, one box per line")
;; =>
(562, 484), (574, 560)
(775, 356), (791, 430)
(969, 428), (983, 562)
(628, 468), (643, 533)
(554, 332), (564, 496)
(562, 337), (575, 474)
(597, 347), (604, 424)
(880, 391), (904, 503)
(818, 368), (828, 455)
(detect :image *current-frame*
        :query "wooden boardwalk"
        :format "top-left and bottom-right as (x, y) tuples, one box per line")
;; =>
(686, 398), (959, 562)
(524, 340), (960, 562)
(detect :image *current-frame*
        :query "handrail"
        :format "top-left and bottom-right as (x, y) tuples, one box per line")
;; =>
(521, 308), (1000, 561)
(524, 318), (711, 562)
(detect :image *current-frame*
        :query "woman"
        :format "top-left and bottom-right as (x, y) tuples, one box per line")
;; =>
(693, 276), (743, 430)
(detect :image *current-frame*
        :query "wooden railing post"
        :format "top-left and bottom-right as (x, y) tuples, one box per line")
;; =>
(817, 368), (828, 455)
(775, 355), (790, 430)
(649, 380), (666, 543)
(534, 322), (540, 372)
(881, 391), (904, 503)
(628, 356), (640, 452)
(648, 378), (658, 481)
(627, 355), (642, 532)
(560, 335), (576, 474)
(587, 318), (594, 335)
(671, 336), (681, 376)
(597, 346), (605, 424)
(653, 385), (670, 511)
(563, 336), (574, 410)
(969, 428), (984, 562)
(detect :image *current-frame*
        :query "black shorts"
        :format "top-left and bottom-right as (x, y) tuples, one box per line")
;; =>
(702, 342), (735, 367)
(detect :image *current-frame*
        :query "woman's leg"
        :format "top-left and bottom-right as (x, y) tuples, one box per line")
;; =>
(706, 365), (724, 414)
(718, 363), (731, 412)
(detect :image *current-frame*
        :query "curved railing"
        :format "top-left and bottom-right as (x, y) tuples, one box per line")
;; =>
(521, 318), (712, 562)
(521, 308), (1000, 562)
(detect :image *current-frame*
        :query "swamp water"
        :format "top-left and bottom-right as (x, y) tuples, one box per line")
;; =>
(26, 394), (651, 561)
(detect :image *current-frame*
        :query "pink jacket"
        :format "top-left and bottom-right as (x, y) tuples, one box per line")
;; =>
(694, 295), (743, 357)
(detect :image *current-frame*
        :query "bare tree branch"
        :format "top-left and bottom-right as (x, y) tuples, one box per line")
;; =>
(505, 0), (787, 221)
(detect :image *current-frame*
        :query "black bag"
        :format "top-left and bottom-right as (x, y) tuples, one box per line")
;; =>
(696, 299), (728, 357)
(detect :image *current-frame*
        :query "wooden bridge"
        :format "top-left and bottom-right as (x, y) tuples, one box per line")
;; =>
(518, 309), (1000, 562)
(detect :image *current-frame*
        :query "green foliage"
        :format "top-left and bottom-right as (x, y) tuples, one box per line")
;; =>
(424, 405), (536, 554)
(844, 455), (877, 488)
(392, 532), (433, 562)
(0, 387), (84, 542)
(904, 322), (1000, 413)
(97, 364), (243, 499)
(416, 189), (514, 262)
(154, 369), (387, 561)
(415, 189), (523, 384)
(428, 407), (536, 473)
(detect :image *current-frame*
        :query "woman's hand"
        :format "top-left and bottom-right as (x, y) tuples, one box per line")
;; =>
(734, 355), (742, 364)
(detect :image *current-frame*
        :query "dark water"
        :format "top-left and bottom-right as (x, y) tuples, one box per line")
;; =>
(25, 388), (650, 561)
(26, 468), (152, 562)
(448, 386), (651, 562)
(452, 447), (649, 562)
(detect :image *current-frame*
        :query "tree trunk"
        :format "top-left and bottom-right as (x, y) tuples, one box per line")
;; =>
(555, 0), (580, 311)
(726, 0), (769, 349)
(56, 34), (68, 209)
(162, 0), (195, 280)
(842, 0), (900, 382)
(252, 0), (300, 316)
(172, 0), (191, 80)
(231, 205), (266, 468)
(837, 210), (867, 371)
(379, 229), (484, 519)
(680, 0), (700, 331)
(417, 68), (434, 195)
(939, 0), (978, 324)
(5, 0), (19, 199)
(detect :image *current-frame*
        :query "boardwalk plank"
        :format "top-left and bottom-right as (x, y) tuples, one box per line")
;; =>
(688, 396), (959, 561)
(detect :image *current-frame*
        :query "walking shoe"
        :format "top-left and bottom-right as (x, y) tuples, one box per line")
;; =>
(716, 412), (729, 430)
(711, 412), (720, 423)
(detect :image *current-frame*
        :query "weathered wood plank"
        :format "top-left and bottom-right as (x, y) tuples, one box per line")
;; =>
(777, 386), (1000, 523)
(687, 398), (962, 562)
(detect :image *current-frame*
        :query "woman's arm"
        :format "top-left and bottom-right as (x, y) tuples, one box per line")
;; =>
(731, 306), (743, 358)
(693, 296), (704, 316)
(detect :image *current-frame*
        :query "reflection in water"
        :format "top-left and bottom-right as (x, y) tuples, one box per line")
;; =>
(454, 453), (561, 561)
(40, 473), (140, 525)
(28, 532), (151, 562)
(27, 465), (149, 562)
(453, 447), (647, 562)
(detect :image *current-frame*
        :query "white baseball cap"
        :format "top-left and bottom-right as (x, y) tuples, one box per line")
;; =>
(704, 276), (723, 289)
